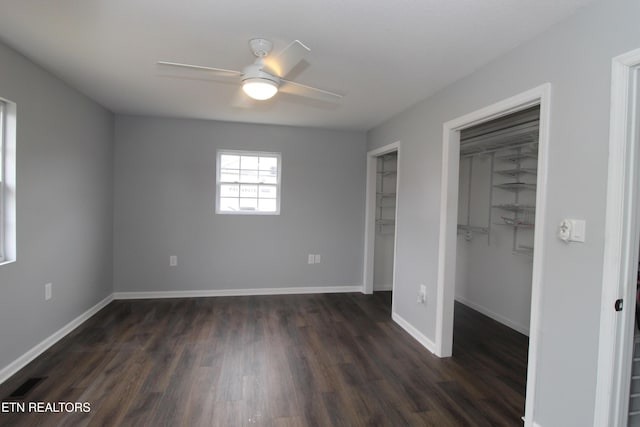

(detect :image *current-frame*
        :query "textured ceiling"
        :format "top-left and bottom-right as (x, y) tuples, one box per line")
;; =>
(0, 0), (595, 130)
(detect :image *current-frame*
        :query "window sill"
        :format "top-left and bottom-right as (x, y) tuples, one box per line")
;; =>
(216, 211), (281, 216)
(0, 258), (16, 267)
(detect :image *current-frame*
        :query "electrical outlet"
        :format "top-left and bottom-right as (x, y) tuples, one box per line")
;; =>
(169, 255), (177, 267)
(308, 254), (315, 264)
(45, 283), (52, 301)
(314, 254), (321, 264)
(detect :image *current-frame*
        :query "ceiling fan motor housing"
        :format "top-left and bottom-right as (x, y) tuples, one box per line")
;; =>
(241, 63), (280, 87)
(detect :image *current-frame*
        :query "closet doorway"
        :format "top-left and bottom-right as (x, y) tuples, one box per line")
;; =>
(363, 141), (400, 310)
(373, 151), (397, 295)
(436, 84), (551, 426)
(455, 105), (539, 336)
(454, 105), (539, 420)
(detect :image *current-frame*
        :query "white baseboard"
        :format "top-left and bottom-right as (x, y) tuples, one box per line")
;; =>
(455, 296), (529, 336)
(521, 416), (539, 426)
(0, 294), (114, 385)
(391, 311), (438, 355)
(113, 285), (363, 300)
(373, 283), (393, 291)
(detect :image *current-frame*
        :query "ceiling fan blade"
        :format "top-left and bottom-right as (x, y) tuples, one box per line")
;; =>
(157, 61), (243, 76)
(279, 79), (343, 103)
(264, 40), (310, 78)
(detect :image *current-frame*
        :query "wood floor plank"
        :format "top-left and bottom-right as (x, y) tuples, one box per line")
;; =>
(0, 293), (527, 426)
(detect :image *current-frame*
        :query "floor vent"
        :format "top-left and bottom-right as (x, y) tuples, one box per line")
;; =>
(8, 377), (46, 399)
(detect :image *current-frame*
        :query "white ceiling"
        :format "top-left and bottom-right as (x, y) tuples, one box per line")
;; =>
(0, 0), (595, 131)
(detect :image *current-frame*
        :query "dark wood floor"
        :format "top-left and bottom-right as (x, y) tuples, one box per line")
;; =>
(0, 292), (528, 426)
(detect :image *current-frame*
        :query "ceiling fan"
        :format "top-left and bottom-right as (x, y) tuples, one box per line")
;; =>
(158, 38), (342, 102)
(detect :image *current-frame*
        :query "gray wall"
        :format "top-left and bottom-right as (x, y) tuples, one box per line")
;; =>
(0, 42), (114, 372)
(113, 116), (366, 292)
(367, 0), (639, 425)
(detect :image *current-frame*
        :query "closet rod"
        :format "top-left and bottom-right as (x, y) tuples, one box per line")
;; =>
(460, 105), (540, 140)
(460, 141), (537, 158)
(460, 121), (538, 156)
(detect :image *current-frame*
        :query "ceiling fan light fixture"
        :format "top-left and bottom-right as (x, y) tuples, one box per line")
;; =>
(242, 78), (278, 100)
(159, 38), (342, 103)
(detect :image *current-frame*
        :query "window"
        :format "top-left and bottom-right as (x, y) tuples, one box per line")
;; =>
(0, 101), (5, 261)
(0, 98), (16, 264)
(216, 150), (281, 215)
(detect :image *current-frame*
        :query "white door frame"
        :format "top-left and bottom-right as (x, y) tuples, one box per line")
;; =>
(594, 47), (640, 427)
(363, 141), (400, 306)
(436, 83), (551, 427)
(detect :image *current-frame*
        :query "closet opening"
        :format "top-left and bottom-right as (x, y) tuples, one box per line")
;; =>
(373, 150), (397, 305)
(362, 141), (400, 305)
(438, 84), (550, 424)
(454, 105), (540, 419)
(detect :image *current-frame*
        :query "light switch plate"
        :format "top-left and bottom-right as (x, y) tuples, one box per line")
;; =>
(314, 254), (321, 264)
(570, 219), (586, 242)
(308, 254), (315, 264)
(559, 219), (586, 243)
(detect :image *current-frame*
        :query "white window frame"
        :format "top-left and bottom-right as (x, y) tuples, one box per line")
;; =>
(0, 101), (5, 262)
(0, 97), (16, 265)
(215, 149), (282, 215)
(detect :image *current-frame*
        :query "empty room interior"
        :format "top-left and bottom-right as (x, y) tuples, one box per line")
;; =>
(0, 0), (639, 425)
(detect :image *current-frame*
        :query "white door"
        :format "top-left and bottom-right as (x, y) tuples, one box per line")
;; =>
(594, 48), (640, 427)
